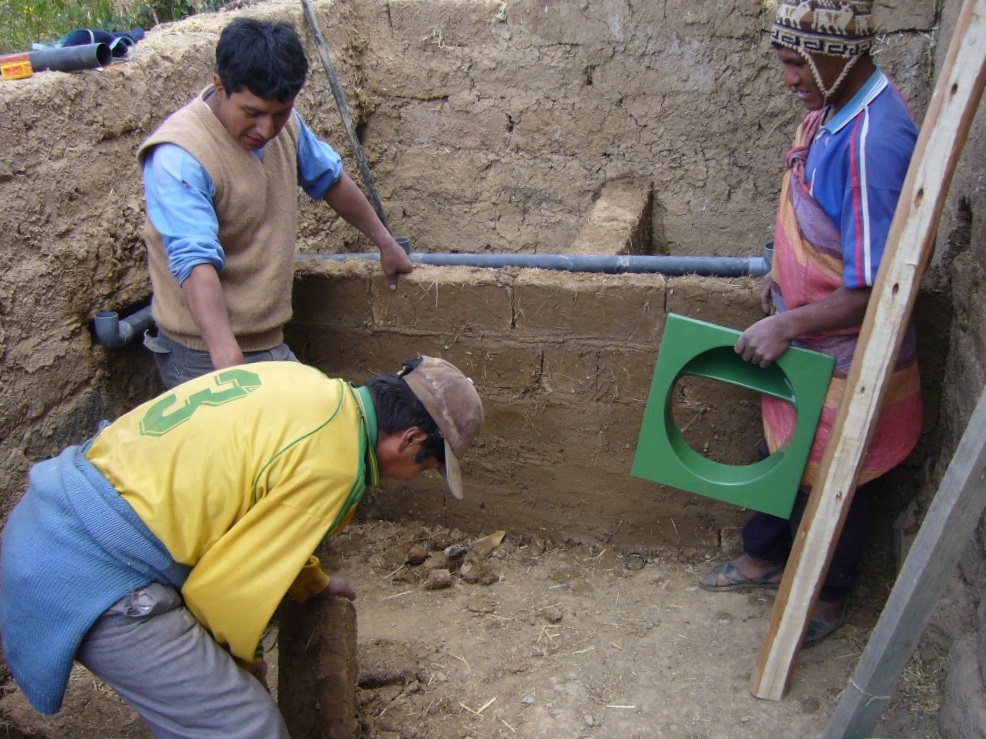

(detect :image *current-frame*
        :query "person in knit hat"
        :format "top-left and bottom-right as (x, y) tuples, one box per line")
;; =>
(0, 356), (483, 736)
(698, 0), (923, 648)
(139, 17), (414, 389)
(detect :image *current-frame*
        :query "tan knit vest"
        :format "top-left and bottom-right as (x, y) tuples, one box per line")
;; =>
(138, 88), (300, 352)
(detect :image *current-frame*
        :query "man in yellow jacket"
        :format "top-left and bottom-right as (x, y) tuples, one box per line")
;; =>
(0, 356), (483, 738)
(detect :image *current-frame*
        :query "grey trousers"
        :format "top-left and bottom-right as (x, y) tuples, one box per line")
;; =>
(143, 330), (298, 390)
(77, 583), (289, 739)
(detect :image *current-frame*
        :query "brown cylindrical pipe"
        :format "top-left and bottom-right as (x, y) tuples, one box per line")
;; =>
(278, 596), (359, 738)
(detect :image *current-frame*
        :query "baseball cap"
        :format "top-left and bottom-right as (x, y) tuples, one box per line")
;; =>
(400, 356), (484, 499)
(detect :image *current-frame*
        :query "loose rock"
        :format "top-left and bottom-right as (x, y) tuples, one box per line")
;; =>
(460, 562), (499, 585)
(425, 568), (453, 590)
(406, 544), (428, 565)
(424, 552), (450, 570)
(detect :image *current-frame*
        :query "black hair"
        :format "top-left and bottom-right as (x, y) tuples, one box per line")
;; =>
(215, 17), (309, 102)
(366, 358), (446, 464)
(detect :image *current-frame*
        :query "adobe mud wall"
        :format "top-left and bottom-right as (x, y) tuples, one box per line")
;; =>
(322, 0), (935, 257)
(921, 1), (986, 735)
(287, 261), (766, 547)
(0, 0), (939, 525)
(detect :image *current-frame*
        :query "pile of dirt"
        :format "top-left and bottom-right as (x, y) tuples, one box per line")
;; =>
(1, 518), (944, 738)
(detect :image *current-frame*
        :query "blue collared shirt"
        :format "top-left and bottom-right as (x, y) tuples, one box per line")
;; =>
(142, 111), (344, 285)
(804, 69), (918, 288)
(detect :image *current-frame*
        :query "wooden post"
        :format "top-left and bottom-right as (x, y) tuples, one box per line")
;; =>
(750, 0), (986, 701)
(824, 386), (986, 737)
(299, 0), (392, 233)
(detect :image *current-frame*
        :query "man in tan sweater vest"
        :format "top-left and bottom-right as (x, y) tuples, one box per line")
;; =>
(139, 17), (413, 389)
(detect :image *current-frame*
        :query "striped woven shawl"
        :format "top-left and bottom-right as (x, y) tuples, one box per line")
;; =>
(764, 111), (922, 488)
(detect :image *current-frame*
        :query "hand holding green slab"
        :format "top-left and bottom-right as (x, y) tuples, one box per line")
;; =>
(632, 313), (835, 518)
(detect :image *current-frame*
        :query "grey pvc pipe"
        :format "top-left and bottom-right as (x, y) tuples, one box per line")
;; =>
(300, 251), (771, 277)
(29, 43), (112, 73)
(94, 248), (770, 348)
(93, 306), (154, 348)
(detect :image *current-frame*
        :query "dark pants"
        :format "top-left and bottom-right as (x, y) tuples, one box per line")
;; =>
(143, 330), (298, 390)
(742, 479), (874, 602)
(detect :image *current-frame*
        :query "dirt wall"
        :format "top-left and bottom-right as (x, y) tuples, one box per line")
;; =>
(0, 0), (940, 528)
(916, 0), (986, 734)
(287, 261), (767, 548)
(314, 0), (935, 257)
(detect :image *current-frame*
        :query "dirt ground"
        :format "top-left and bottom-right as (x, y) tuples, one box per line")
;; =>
(0, 513), (945, 739)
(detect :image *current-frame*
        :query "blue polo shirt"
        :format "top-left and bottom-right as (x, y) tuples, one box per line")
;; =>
(804, 69), (918, 288)
(142, 111), (344, 285)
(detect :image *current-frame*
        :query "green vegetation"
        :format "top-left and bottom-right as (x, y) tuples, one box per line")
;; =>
(0, 0), (225, 54)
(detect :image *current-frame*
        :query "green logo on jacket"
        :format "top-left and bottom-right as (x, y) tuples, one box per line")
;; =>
(139, 368), (262, 436)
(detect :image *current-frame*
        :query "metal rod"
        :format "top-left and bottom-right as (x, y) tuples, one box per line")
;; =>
(299, 0), (391, 233)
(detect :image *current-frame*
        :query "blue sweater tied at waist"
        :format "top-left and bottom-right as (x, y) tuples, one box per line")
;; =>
(0, 444), (190, 714)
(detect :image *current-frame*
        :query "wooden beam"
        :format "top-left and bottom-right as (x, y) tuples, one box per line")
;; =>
(824, 385), (986, 737)
(750, 0), (986, 701)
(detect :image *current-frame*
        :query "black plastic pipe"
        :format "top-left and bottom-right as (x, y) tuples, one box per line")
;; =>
(299, 252), (771, 277)
(29, 43), (112, 73)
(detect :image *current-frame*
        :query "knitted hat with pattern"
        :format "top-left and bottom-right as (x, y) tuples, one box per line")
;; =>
(771, 0), (875, 101)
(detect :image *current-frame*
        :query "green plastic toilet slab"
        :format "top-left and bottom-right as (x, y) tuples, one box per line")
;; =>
(631, 313), (836, 519)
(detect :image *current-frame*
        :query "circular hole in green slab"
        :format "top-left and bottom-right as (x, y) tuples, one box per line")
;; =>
(669, 375), (765, 466)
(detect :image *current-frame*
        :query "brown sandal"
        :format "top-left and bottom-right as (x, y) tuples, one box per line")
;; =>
(803, 596), (851, 649)
(698, 562), (784, 592)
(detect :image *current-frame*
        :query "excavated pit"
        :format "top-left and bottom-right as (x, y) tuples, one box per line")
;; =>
(0, 0), (960, 737)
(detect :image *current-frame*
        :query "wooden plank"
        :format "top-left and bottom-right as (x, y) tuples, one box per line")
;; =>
(824, 386), (986, 737)
(750, 0), (986, 701)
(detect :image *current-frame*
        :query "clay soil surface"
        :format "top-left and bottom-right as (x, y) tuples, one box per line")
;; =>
(1, 519), (943, 738)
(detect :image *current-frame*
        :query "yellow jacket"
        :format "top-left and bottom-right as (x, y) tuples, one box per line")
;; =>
(86, 362), (378, 663)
